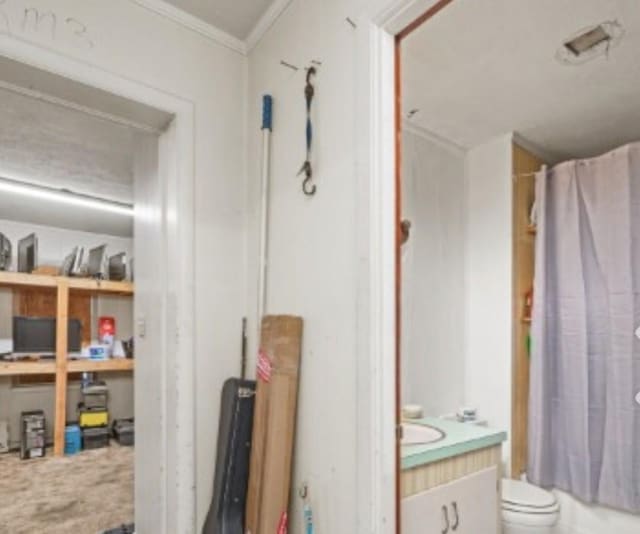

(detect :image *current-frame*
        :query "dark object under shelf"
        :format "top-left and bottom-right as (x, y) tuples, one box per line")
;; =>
(82, 426), (110, 450)
(103, 524), (134, 534)
(112, 418), (134, 446)
(20, 410), (46, 460)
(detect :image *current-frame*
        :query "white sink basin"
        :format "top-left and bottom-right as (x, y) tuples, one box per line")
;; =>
(401, 422), (445, 446)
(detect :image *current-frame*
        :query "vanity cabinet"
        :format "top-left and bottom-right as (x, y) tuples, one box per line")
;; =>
(403, 466), (498, 534)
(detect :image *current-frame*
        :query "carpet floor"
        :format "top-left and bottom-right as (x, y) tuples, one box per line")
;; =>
(0, 444), (133, 534)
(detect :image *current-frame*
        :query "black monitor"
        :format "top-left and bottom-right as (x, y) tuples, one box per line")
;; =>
(12, 317), (82, 353)
(17, 234), (37, 273)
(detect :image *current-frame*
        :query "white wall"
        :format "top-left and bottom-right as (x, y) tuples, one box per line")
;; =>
(0, 218), (134, 446)
(464, 134), (514, 466)
(245, 2), (370, 532)
(401, 128), (466, 416)
(244, 3), (448, 531)
(0, 1), (246, 529)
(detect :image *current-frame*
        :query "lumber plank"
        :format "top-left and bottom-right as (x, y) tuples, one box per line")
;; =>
(53, 280), (69, 457)
(246, 315), (303, 534)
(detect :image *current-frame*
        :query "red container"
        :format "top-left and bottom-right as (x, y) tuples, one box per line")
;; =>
(99, 317), (116, 345)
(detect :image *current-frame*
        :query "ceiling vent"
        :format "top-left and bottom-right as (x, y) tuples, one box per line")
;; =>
(556, 21), (624, 65)
(565, 25), (611, 56)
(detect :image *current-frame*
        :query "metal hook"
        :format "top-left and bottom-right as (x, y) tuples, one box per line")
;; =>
(297, 161), (316, 196)
(303, 174), (317, 196)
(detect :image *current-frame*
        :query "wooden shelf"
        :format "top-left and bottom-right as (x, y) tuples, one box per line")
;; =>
(0, 271), (133, 295)
(67, 359), (134, 373)
(0, 359), (134, 376)
(68, 278), (133, 295)
(0, 271), (59, 290)
(0, 270), (134, 455)
(0, 360), (56, 376)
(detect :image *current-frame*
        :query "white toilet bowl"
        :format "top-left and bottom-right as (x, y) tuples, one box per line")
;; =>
(501, 478), (560, 534)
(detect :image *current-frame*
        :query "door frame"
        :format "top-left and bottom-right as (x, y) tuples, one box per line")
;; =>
(359, 1), (455, 532)
(0, 34), (196, 532)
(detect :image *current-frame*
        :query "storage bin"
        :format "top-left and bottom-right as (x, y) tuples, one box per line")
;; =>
(112, 418), (134, 446)
(64, 424), (82, 455)
(82, 426), (110, 450)
(78, 407), (109, 428)
(20, 410), (46, 460)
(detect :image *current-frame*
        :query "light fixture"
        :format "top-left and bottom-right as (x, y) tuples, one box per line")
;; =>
(0, 175), (134, 216)
(556, 21), (624, 65)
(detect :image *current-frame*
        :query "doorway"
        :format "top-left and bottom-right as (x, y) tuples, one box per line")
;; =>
(395, 1), (640, 533)
(0, 47), (195, 532)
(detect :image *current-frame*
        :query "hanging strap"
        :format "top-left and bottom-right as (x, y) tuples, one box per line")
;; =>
(298, 66), (317, 196)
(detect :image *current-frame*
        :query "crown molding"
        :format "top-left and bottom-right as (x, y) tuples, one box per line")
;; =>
(131, 0), (247, 55)
(402, 120), (466, 155)
(245, 0), (294, 53)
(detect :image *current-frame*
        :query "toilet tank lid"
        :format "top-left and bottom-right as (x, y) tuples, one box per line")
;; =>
(502, 479), (557, 509)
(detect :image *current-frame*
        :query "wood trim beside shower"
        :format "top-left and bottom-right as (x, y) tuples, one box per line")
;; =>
(511, 143), (545, 478)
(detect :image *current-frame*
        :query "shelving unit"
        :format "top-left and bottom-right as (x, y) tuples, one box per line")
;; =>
(0, 271), (134, 456)
(511, 143), (545, 478)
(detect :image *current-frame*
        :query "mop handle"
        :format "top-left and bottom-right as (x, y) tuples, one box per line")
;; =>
(262, 95), (273, 131)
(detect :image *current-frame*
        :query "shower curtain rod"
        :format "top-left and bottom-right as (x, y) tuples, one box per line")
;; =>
(512, 165), (548, 181)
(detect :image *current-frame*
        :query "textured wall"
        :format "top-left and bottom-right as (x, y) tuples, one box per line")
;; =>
(0, 88), (134, 203)
(401, 129), (466, 417)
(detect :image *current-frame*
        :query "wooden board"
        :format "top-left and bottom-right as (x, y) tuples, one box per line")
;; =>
(53, 281), (69, 457)
(68, 278), (133, 295)
(511, 143), (545, 478)
(0, 271), (58, 289)
(245, 315), (303, 534)
(0, 360), (56, 376)
(0, 271), (133, 295)
(67, 359), (134, 373)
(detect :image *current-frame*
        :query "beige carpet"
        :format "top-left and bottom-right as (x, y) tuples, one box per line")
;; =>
(0, 444), (133, 534)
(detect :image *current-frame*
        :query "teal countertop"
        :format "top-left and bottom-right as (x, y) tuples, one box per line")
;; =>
(401, 417), (507, 471)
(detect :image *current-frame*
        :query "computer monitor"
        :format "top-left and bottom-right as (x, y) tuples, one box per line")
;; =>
(12, 317), (82, 353)
(17, 234), (37, 273)
(88, 244), (107, 278)
(108, 252), (127, 281)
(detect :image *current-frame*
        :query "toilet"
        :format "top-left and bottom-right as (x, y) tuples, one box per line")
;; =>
(501, 478), (560, 533)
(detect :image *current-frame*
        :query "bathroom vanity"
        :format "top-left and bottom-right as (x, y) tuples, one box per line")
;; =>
(402, 418), (507, 534)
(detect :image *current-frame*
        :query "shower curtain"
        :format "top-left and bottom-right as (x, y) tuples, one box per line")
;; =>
(528, 142), (640, 513)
